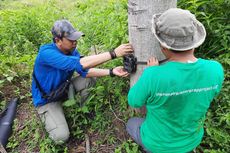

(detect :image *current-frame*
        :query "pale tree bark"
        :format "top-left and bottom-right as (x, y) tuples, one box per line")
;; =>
(0, 143), (7, 153)
(128, 0), (177, 87)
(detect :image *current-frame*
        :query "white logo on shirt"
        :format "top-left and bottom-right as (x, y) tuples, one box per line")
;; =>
(156, 85), (218, 97)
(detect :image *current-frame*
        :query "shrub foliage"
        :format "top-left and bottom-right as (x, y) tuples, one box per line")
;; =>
(0, 0), (229, 152)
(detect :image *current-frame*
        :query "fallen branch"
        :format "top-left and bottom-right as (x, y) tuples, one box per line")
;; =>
(85, 134), (90, 153)
(0, 143), (7, 153)
(108, 99), (126, 124)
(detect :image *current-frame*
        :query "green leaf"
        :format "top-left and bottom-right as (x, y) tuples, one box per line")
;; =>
(0, 80), (5, 86)
(6, 76), (14, 82)
(63, 99), (76, 107)
(81, 106), (89, 113)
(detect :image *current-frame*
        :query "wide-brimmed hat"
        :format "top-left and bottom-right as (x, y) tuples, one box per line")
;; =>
(51, 19), (84, 41)
(152, 8), (206, 51)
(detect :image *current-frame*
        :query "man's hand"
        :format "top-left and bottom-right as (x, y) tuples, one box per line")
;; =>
(147, 57), (159, 66)
(114, 43), (134, 57)
(113, 66), (129, 77)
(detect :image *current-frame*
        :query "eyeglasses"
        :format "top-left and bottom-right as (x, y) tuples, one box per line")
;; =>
(63, 37), (77, 44)
(68, 39), (77, 43)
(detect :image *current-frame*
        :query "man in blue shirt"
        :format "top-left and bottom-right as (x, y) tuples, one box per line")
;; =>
(32, 20), (133, 143)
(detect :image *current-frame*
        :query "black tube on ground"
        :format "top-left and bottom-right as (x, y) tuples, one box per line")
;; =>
(0, 98), (18, 148)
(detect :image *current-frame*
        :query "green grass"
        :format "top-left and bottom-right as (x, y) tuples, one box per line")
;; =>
(0, 0), (229, 152)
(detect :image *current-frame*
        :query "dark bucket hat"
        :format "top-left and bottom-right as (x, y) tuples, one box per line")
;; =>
(51, 19), (84, 41)
(152, 8), (206, 51)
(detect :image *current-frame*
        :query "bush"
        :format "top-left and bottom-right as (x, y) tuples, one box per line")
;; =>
(0, 1), (69, 55)
(0, 0), (229, 152)
(178, 0), (230, 58)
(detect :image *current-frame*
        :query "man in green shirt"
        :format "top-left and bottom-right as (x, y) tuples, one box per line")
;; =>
(126, 8), (224, 153)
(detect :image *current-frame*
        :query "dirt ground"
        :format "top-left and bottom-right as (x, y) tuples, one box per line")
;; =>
(0, 79), (129, 153)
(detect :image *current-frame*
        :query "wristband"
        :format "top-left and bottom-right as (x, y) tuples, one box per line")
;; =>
(109, 68), (115, 77)
(109, 50), (117, 59)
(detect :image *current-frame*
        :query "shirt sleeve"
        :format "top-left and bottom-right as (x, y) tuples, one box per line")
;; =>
(39, 49), (88, 77)
(72, 49), (81, 57)
(128, 69), (151, 108)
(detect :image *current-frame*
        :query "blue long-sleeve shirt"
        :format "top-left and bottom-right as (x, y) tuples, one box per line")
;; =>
(32, 43), (88, 107)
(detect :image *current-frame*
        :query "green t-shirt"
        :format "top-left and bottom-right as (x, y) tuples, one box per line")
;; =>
(128, 59), (224, 153)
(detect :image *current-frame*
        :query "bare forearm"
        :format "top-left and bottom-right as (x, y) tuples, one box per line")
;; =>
(80, 52), (111, 69)
(86, 68), (110, 78)
(79, 43), (134, 69)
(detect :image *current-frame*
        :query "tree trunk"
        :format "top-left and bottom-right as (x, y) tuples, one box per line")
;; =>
(128, 0), (177, 87)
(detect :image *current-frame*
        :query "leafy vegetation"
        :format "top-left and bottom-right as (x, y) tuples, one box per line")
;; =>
(178, 0), (230, 58)
(0, 0), (229, 152)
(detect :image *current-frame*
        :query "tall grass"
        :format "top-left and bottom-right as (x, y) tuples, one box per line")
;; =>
(0, 0), (229, 152)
